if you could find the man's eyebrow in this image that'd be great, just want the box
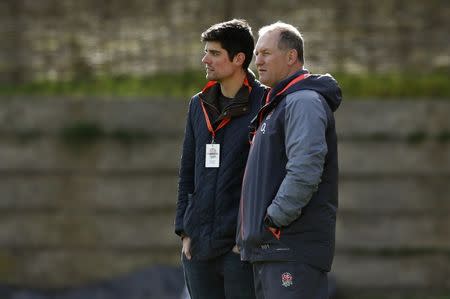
[255,48,269,54]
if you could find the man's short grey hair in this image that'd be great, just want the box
[258,21,304,64]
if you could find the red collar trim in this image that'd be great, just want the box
[201,75,252,94]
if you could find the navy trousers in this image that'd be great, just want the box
[253,261,328,299]
[182,250,255,299]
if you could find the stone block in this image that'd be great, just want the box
[336,213,450,249]
[0,138,183,172]
[0,248,180,288]
[333,253,450,289]
[339,141,450,175]
[339,177,450,212]
[0,175,179,210]
[0,99,188,135]
[0,211,179,248]
[336,101,450,138]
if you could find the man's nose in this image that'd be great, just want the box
[255,55,263,66]
[202,54,209,64]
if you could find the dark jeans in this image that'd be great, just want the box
[253,261,328,299]
[182,250,255,299]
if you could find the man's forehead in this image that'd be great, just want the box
[204,41,224,51]
[256,31,279,49]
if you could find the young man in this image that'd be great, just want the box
[237,22,342,299]
[174,19,265,299]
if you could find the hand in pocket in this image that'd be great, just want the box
[182,236,192,260]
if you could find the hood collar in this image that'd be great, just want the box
[267,69,342,112]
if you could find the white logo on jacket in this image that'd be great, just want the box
[260,122,266,134]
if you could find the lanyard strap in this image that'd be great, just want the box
[199,77,251,142]
[264,72,310,104]
[259,72,310,125]
[200,100,230,142]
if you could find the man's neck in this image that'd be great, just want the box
[284,65,304,82]
[219,69,247,98]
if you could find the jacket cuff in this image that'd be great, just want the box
[264,214,280,229]
[175,228,185,237]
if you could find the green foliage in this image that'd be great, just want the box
[0,70,206,98]
[0,70,448,99]
[333,70,450,98]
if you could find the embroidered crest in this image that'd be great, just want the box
[260,122,267,134]
[281,272,293,287]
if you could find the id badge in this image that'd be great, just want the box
[205,144,220,168]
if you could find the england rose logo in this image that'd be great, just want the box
[281,272,293,287]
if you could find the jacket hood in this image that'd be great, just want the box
[274,70,342,112]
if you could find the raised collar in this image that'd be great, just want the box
[200,74,252,106]
[199,72,255,123]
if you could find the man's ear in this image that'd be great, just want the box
[233,52,245,66]
[287,49,298,66]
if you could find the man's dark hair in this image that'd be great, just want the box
[201,19,254,69]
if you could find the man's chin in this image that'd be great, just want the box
[259,77,270,86]
[205,73,214,80]
[206,75,219,81]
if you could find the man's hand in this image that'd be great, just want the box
[267,226,281,240]
[232,244,240,254]
[264,215,281,240]
[182,236,192,260]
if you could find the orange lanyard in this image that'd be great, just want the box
[200,100,230,143]
[259,72,310,125]
[264,72,310,104]
[199,77,251,142]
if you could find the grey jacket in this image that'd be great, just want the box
[237,70,342,271]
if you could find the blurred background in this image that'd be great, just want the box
[0,0,449,298]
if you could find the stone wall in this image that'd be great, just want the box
[0,98,449,293]
[0,0,448,82]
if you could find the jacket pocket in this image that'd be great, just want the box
[248,223,278,246]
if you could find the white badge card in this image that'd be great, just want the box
[205,144,220,168]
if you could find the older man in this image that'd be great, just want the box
[237,21,342,299]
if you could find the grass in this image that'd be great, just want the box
[0,70,448,99]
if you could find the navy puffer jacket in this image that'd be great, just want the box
[175,71,266,260]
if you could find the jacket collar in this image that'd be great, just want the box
[266,69,309,104]
[199,70,256,122]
